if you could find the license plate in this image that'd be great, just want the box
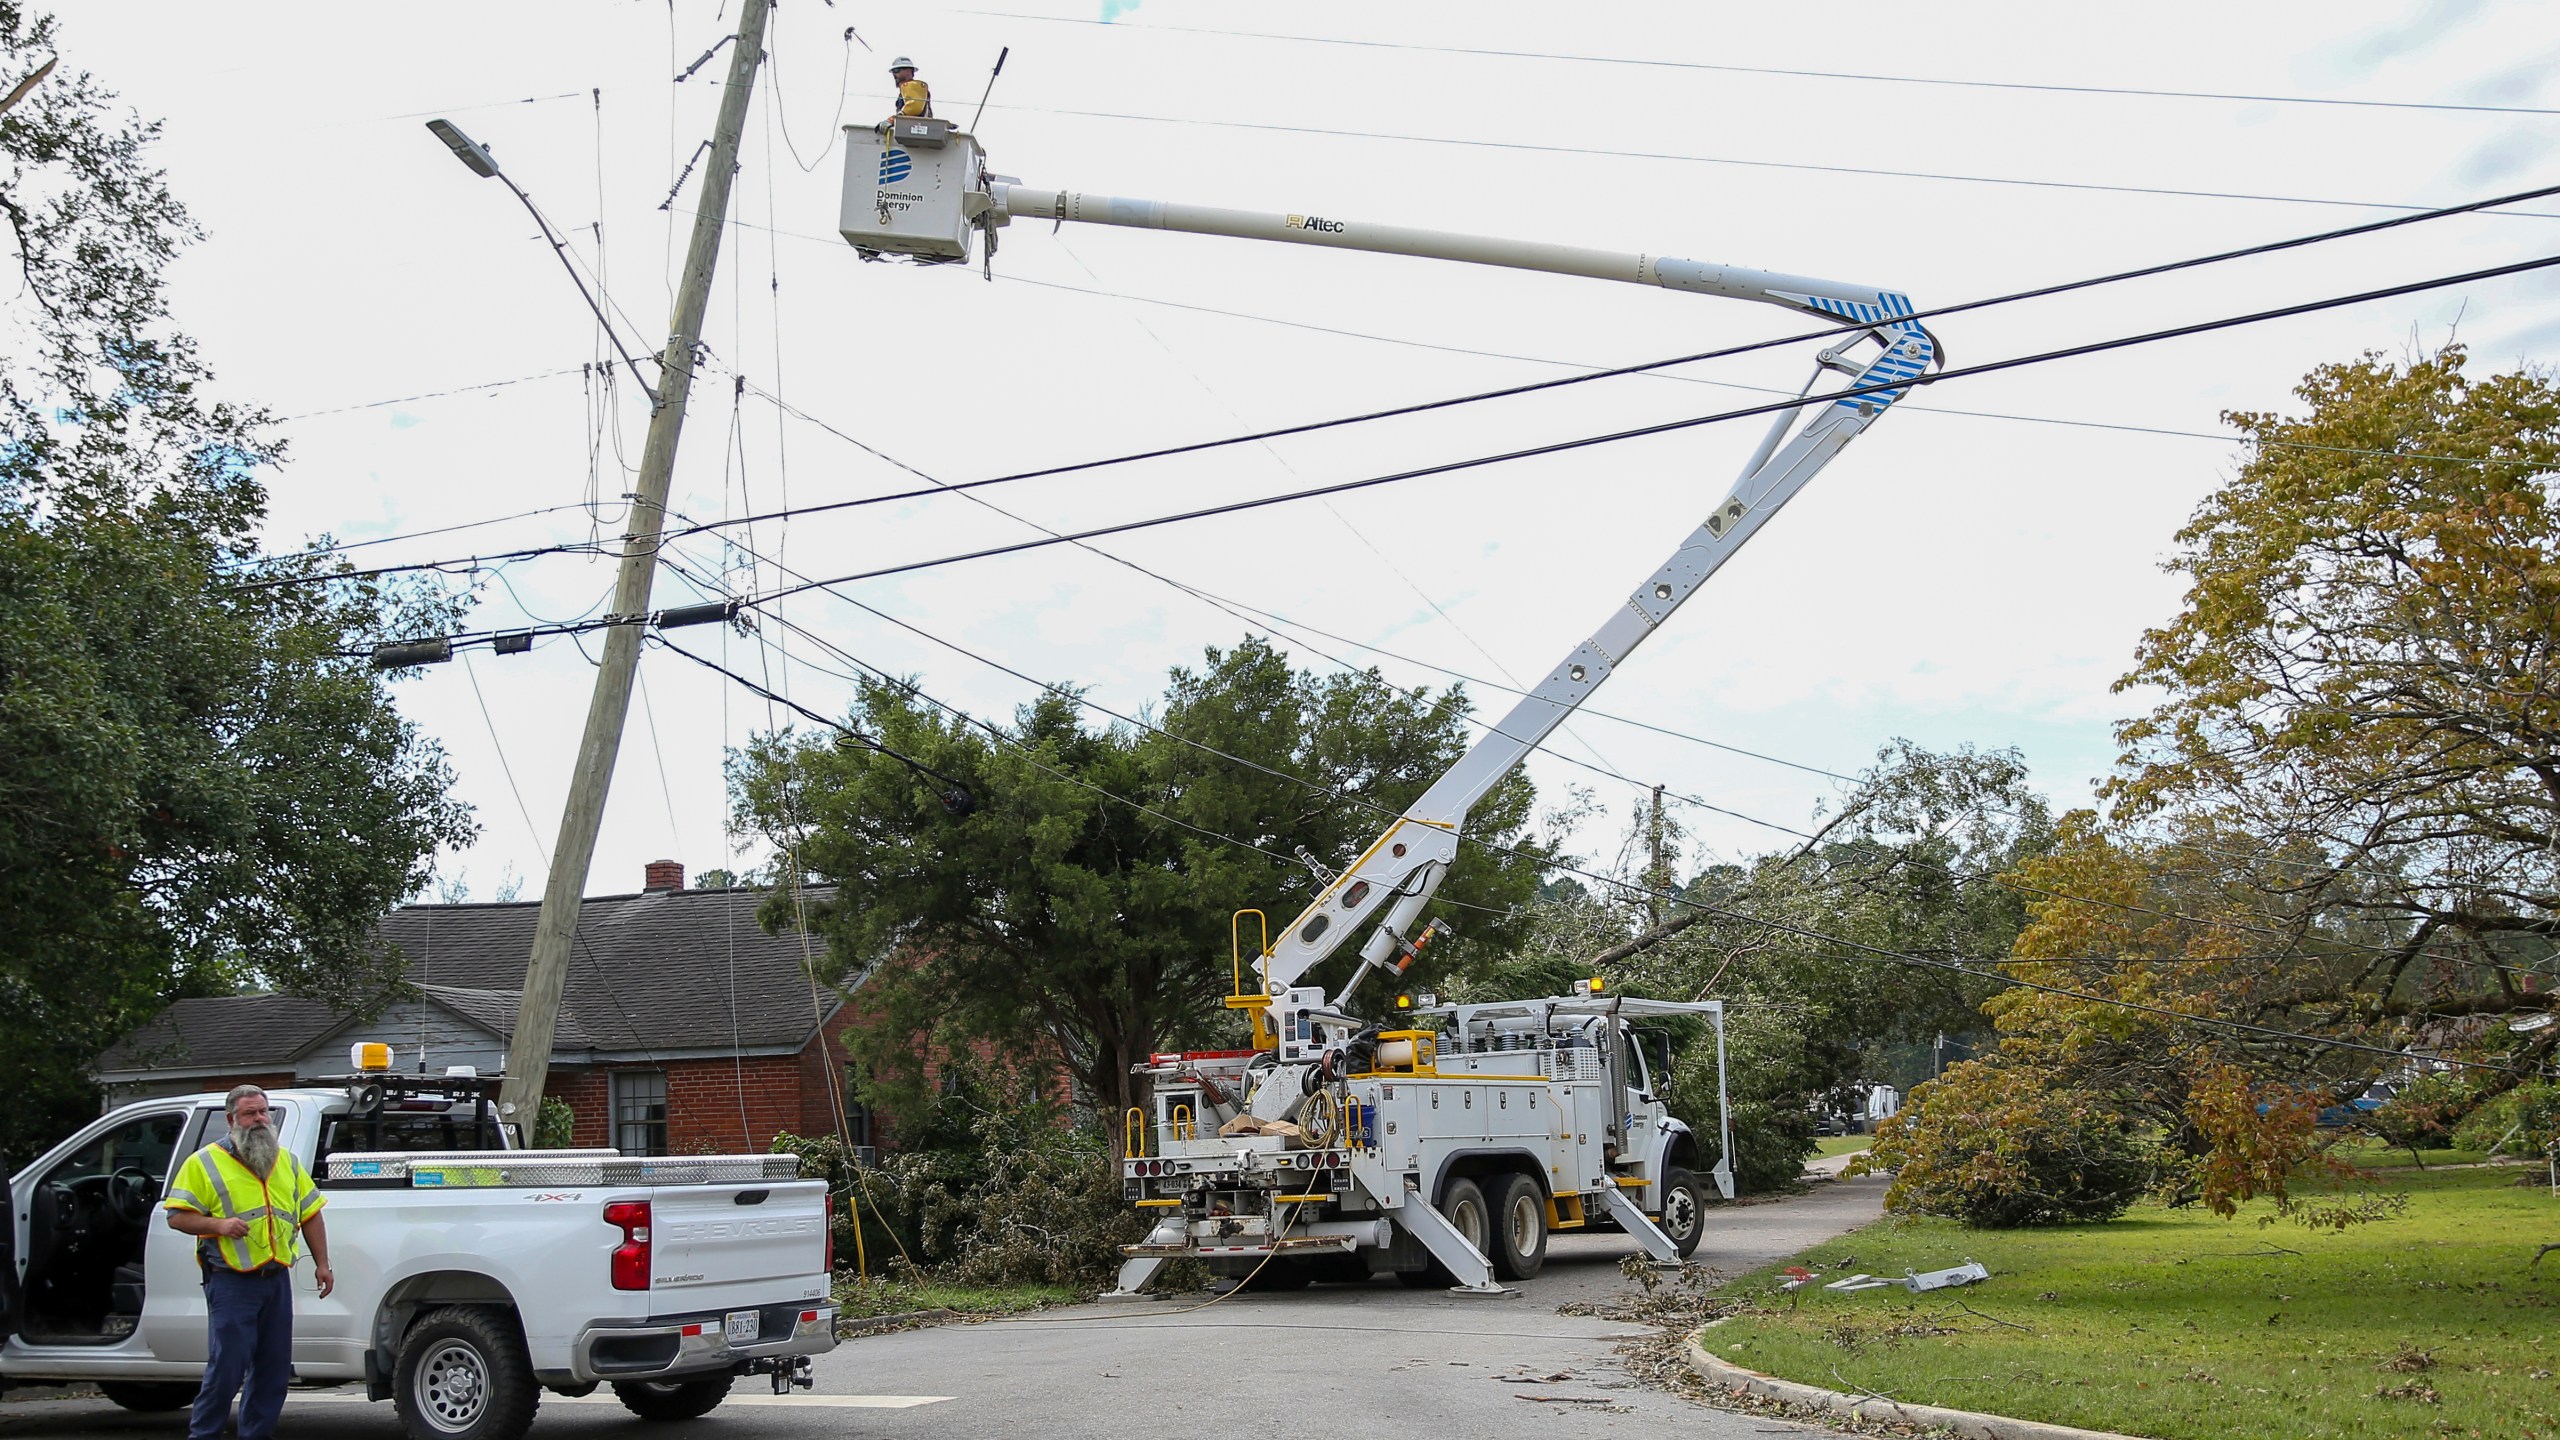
[724,1309,761,1345]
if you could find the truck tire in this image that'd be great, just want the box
[98,1381,196,1412]
[395,1305,541,1440]
[1489,1172,1548,1280]
[613,1375,735,1421]
[1441,1176,1493,1260]
[1657,1165,1708,1259]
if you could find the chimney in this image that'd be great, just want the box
[643,859,685,892]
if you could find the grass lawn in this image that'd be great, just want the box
[831,1273,1081,1320]
[2324,1136,2492,1169]
[1701,1166,2560,1440]
[1814,1135,1875,1159]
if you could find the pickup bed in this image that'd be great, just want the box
[2,1080,837,1439]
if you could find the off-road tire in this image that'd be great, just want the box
[1489,1172,1548,1280]
[394,1305,541,1440]
[612,1375,735,1422]
[1657,1165,1708,1259]
[98,1381,195,1412]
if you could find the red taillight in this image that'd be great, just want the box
[605,1200,651,1292]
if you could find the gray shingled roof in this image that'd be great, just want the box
[97,993,345,1078]
[99,885,841,1076]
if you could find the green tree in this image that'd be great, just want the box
[0,7,473,1157]
[2107,346,2560,1070]
[1496,742,2049,1193]
[731,638,1548,1149]
[1877,349,2560,1223]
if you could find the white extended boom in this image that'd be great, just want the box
[842,120,1937,1036]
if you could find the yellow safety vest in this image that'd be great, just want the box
[894,78,932,118]
[163,1142,326,1273]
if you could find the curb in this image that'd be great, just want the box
[1685,1322,2152,1440]
[838,1306,958,1336]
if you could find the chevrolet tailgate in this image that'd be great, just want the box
[645,1178,832,1319]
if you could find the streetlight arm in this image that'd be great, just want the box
[424,118,661,408]
[498,176,662,409]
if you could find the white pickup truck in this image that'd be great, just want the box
[0,1068,838,1439]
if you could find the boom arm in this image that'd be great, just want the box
[974,186,1936,1003]
[846,154,1936,1009]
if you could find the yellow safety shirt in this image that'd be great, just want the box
[894,78,932,118]
[163,1142,326,1272]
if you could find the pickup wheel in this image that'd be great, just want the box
[1657,1165,1708,1259]
[1488,1173,1548,1280]
[395,1306,541,1440]
[613,1375,735,1422]
[98,1381,195,1412]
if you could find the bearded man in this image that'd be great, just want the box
[163,1085,333,1440]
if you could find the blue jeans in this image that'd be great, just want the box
[192,1265,293,1440]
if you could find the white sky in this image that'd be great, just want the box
[59,0,2560,902]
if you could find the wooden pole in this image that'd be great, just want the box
[499,0,771,1128]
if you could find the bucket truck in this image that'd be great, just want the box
[839,118,1937,1293]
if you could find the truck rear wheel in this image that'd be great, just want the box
[1658,1165,1708,1259]
[612,1375,735,1422]
[1489,1173,1548,1280]
[1442,1176,1492,1259]
[395,1305,540,1440]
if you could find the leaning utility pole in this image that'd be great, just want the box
[500,0,770,1126]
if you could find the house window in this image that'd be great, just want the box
[841,1066,874,1156]
[612,1071,668,1156]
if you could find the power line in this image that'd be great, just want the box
[246,176,2560,596]
[704,514,2546,991]
[989,269,2535,474]
[278,366,585,422]
[729,246,2560,611]
[946,97,2560,221]
[357,241,2560,654]
[956,10,2560,119]
[671,550,2546,1077]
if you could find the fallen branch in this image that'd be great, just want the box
[1829,1366,1898,1404]
[2532,1243,2560,1272]
[1514,1394,1614,1405]
[1941,1298,2034,1334]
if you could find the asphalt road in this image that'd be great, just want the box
[0,1173,1885,1440]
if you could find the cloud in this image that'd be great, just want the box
[388,411,422,431]
[2346,0,2489,67]
[1100,0,1144,21]
[2453,127,2551,188]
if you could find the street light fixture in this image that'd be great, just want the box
[424,117,500,179]
[423,118,661,407]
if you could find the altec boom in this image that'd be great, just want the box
[841,118,1938,1293]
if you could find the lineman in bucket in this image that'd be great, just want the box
[163,1085,334,1440]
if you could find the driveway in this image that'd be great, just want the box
[0,1174,1885,1439]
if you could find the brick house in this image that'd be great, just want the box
[94,862,881,1158]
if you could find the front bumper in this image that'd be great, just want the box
[572,1303,838,1383]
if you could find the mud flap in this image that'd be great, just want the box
[1391,1195,1508,1295]
[1599,1183,1682,1263]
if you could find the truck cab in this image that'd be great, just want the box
[4,1061,837,1438]
[2,1079,506,1385]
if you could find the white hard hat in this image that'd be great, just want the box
[888,56,916,71]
